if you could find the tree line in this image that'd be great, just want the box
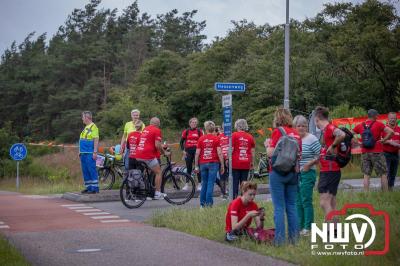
[0,0,399,143]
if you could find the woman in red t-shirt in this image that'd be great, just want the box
[180,117,203,191]
[126,120,143,169]
[231,119,255,199]
[225,181,266,241]
[265,107,301,245]
[194,121,224,207]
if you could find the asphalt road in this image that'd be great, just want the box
[0,191,289,266]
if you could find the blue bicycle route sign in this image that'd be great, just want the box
[10,143,27,161]
[214,82,246,92]
[223,106,232,136]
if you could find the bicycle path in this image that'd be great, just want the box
[0,191,293,266]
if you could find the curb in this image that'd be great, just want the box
[62,178,399,203]
[62,186,271,203]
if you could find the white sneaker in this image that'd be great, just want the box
[153,191,167,200]
[300,229,310,236]
[197,183,202,191]
[182,183,189,191]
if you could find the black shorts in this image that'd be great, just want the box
[318,171,341,196]
[128,158,138,170]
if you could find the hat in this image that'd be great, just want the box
[367,109,379,118]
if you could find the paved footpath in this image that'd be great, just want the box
[0,191,293,266]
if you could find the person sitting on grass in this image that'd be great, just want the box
[225,181,267,242]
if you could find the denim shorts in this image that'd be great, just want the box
[137,158,159,168]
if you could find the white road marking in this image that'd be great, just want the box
[67,206,93,210]
[0,221,4,224]
[91,216,120,219]
[61,204,86,207]
[82,212,110,216]
[76,249,102,253]
[0,225,10,229]
[100,219,130,223]
[75,209,102,212]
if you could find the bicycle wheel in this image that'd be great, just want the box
[162,171,195,205]
[119,178,146,208]
[98,168,115,190]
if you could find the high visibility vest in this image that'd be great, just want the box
[79,123,99,153]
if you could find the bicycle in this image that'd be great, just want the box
[120,153,196,208]
[96,153,125,190]
[248,152,270,181]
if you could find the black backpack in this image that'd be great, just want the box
[361,122,376,149]
[335,127,353,168]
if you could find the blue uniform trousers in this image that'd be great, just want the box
[80,153,99,192]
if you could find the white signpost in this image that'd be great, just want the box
[215,83,246,201]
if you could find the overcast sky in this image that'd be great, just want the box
[0,0,378,54]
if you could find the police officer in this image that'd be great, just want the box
[79,111,99,194]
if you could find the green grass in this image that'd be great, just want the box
[0,177,83,195]
[150,190,400,266]
[0,235,30,266]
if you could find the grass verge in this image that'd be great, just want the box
[150,190,400,266]
[0,177,83,195]
[0,235,29,266]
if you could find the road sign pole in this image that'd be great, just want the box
[284,0,290,109]
[16,161,20,191]
[217,84,246,201]
[228,132,233,201]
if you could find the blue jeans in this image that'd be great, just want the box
[124,148,130,170]
[200,162,219,207]
[269,170,299,245]
[80,154,99,192]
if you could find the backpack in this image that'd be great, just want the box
[271,127,300,175]
[361,122,376,149]
[335,127,353,168]
[124,169,145,190]
[246,228,275,244]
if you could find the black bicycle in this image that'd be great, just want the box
[248,152,270,181]
[120,154,196,208]
[97,153,124,190]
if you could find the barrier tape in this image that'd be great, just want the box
[27,112,399,155]
[27,142,181,153]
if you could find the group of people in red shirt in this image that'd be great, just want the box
[120,106,399,245]
[180,118,256,206]
[224,107,399,245]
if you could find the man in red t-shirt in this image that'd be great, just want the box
[314,106,345,225]
[382,112,400,189]
[352,109,393,191]
[136,117,169,199]
[180,117,203,191]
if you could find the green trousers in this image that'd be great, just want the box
[296,169,316,230]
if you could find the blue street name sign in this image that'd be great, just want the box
[215,82,246,92]
[10,143,27,161]
[223,106,232,136]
